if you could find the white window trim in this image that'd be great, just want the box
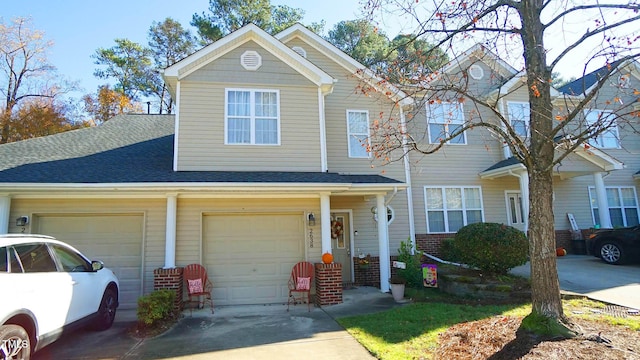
[584,109,620,149]
[224,88,281,146]
[424,186,485,234]
[346,109,371,158]
[588,186,640,227]
[507,101,530,138]
[426,102,467,145]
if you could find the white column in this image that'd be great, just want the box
[377,194,390,292]
[518,172,530,234]
[320,193,332,255]
[0,195,10,234]
[164,193,178,269]
[593,172,612,228]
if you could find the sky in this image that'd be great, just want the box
[2,0,370,101]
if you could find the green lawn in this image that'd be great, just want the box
[336,289,638,360]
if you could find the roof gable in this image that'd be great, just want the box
[559,59,640,96]
[163,24,335,94]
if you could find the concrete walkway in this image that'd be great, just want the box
[34,287,406,360]
[510,255,640,310]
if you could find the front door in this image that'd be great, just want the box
[330,212,352,283]
[506,191,525,232]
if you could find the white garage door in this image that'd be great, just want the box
[37,214,143,309]
[203,213,304,305]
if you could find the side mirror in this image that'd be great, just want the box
[91,260,104,272]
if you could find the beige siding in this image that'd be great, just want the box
[284,38,407,181]
[8,198,166,296]
[176,41,322,172]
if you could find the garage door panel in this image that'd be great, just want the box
[37,215,143,309]
[204,213,304,305]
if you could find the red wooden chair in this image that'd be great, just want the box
[287,261,315,312]
[184,263,214,315]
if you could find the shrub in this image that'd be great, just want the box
[396,240,423,288]
[449,222,529,274]
[137,289,176,326]
[439,238,459,262]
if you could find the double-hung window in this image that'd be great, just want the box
[427,102,466,144]
[584,109,619,149]
[589,187,640,227]
[507,102,530,138]
[347,110,370,158]
[424,186,483,233]
[226,89,279,145]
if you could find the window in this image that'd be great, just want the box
[51,245,91,272]
[425,186,483,233]
[584,110,619,149]
[14,243,57,273]
[507,102,530,138]
[226,89,279,145]
[347,110,370,158]
[0,247,24,273]
[589,187,640,227]
[427,102,466,144]
[372,206,395,224]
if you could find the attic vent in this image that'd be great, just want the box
[241,51,262,71]
[468,64,484,80]
[292,46,307,58]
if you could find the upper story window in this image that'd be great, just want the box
[427,102,466,145]
[507,102,530,138]
[584,109,619,149]
[589,187,639,227]
[226,89,280,145]
[424,186,484,233]
[347,110,370,158]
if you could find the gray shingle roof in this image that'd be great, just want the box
[482,157,522,172]
[558,60,624,95]
[0,115,401,185]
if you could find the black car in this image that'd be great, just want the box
[589,225,640,265]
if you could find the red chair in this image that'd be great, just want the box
[287,261,315,312]
[184,264,214,315]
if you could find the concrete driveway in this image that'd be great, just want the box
[510,255,640,310]
[33,287,402,360]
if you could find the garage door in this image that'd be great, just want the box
[37,214,143,309]
[203,213,304,305]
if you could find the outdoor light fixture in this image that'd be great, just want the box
[16,216,29,227]
[307,213,316,227]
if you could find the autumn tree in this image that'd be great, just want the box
[366,0,640,336]
[148,18,196,114]
[8,97,86,142]
[0,17,71,143]
[191,0,323,44]
[92,39,154,101]
[82,85,142,124]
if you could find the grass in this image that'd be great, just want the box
[336,288,639,360]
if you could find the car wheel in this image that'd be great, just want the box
[599,241,625,265]
[92,287,118,331]
[0,324,31,360]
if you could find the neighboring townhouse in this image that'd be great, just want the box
[0,24,412,308]
[0,24,637,310]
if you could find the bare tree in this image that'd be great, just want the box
[0,17,68,144]
[365,0,640,335]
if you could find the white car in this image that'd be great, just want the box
[0,234,119,359]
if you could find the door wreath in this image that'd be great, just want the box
[331,220,344,239]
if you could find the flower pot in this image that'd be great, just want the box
[390,283,405,302]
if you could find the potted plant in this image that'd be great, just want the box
[389,274,406,302]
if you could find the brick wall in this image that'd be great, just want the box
[353,256,380,287]
[416,233,454,257]
[153,267,184,311]
[315,263,342,306]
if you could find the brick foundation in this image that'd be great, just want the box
[153,267,184,311]
[353,256,380,287]
[315,263,342,306]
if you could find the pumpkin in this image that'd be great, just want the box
[322,252,333,264]
[556,247,567,256]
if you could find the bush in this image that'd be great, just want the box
[448,222,528,274]
[396,240,423,288]
[137,289,176,326]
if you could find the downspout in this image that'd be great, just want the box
[498,99,511,160]
[399,107,416,253]
[172,81,181,172]
[318,88,328,172]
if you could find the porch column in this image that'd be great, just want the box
[0,195,10,234]
[593,172,612,228]
[320,193,332,255]
[518,172,530,234]
[164,193,178,269]
[377,194,390,292]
